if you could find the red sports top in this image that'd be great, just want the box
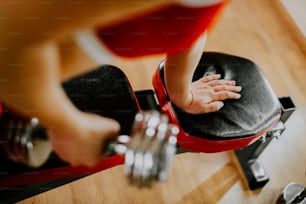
[76,0,228,62]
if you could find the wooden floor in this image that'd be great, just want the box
[19,0,306,203]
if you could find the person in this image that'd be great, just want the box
[0,0,241,167]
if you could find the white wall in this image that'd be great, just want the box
[280,0,306,37]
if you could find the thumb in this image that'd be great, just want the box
[80,112,121,141]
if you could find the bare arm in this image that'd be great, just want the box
[164,33,241,114]
[0,0,176,166]
[0,39,121,166]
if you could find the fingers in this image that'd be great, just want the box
[199,74,237,85]
[198,75,241,100]
[82,112,120,140]
[200,74,221,83]
[201,101,224,113]
[77,113,120,166]
[49,112,120,167]
[213,85,242,92]
[207,79,236,86]
[184,75,242,114]
[213,91,241,101]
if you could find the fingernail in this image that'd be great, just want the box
[218,102,224,109]
[237,86,242,91]
[236,94,241,98]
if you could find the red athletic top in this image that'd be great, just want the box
[76,1,228,62]
[95,1,227,57]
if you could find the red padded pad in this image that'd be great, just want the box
[153,52,281,152]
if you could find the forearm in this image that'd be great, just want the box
[0,41,80,130]
[164,33,207,109]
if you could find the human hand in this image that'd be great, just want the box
[179,74,241,114]
[49,112,120,167]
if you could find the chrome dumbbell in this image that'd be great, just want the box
[0,110,52,168]
[114,111,179,187]
[0,110,178,187]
